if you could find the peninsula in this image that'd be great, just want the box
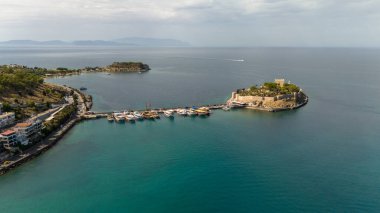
[4,62,151,78]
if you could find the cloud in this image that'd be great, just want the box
[0,0,380,46]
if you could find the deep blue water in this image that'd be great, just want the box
[0,47,380,212]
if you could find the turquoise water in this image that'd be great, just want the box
[1,47,380,212]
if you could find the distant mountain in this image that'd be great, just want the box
[0,40,69,46]
[112,37,190,47]
[71,40,119,46]
[0,37,190,47]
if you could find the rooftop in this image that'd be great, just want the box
[15,123,33,128]
[1,130,15,136]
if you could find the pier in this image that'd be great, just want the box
[82,103,228,120]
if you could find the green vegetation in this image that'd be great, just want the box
[42,105,77,136]
[0,65,69,119]
[238,82,300,97]
[107,62,150,72]
[0,65,44,93]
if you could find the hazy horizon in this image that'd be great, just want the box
[1,0,380,47]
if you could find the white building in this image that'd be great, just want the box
[13,120,42,140]
[0,130,18,149]
[0,112,16,130]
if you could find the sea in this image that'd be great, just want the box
[0,46,380,212]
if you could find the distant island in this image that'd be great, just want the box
[104,62,150,73]
[2,62,150,78]
[228,79,308,112]
[0,37,190,47]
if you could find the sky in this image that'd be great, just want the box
[1,0,380,47]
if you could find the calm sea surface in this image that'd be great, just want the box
[1,47,380,212]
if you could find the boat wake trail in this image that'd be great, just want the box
[224,59,244,62]
[171,56,245,62]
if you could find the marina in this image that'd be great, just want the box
[82,104,227,122]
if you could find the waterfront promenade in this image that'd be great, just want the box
[0,85,89,176]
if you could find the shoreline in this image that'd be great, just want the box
[0,84,91,176]
[0,84,308,176]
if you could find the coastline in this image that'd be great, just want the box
[0,84,91,176]
[0,83,308,176]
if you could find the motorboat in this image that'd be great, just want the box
[114,115,125,122]
[164,110,175,118]
[222,106,231,111]
[230,101,247,108]
[187,109,197,116]
[142,111,155,120]
[195,107,210,116]
[177,109,187,116]
[125,114,136,122]
[150,110,160,119]
[107,115,114,122]
[133,111,143,120]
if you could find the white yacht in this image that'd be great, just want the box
[125,114,136,122]
[177,109,187,116]
[187,109,197,116]
[133,111,143,120]
[164,110,175,118]
[222,106,231,111]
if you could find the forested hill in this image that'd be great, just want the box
[0,65,44,94]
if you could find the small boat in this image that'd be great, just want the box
[164,110,175,118]
[114,115,125,122]
[187,109,197,116]
[107,115,114,122]
[230,101,247,108]
[80,87,87,91]
[177,109,187,116]
[125,114,136,122]
[222,106,231,111]
[195,107,210,116]
[142,111,155,120]
[133,111,143,120]
[150,110,160,119]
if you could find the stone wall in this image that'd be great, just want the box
[234,93,275,104]
[231,92,301,105]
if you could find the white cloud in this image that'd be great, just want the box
[0,0,380,46]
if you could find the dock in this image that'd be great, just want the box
[82,103,228,120]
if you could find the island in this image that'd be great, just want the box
[227,79,308,112]
[5,62,152,78]
[104,62,150,73]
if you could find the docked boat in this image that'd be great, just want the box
[125,114,136,122]
[177,109,187,116]
[164,110,175,118]
[150,110,160,119]
[114,115,125,122]
[222,106,231,111]
[187,109,197,116]
[230,101,247,108]
[107,115,114,122]
[133,111,143,120]
[195,107,210,116]
[142,111,155,120]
